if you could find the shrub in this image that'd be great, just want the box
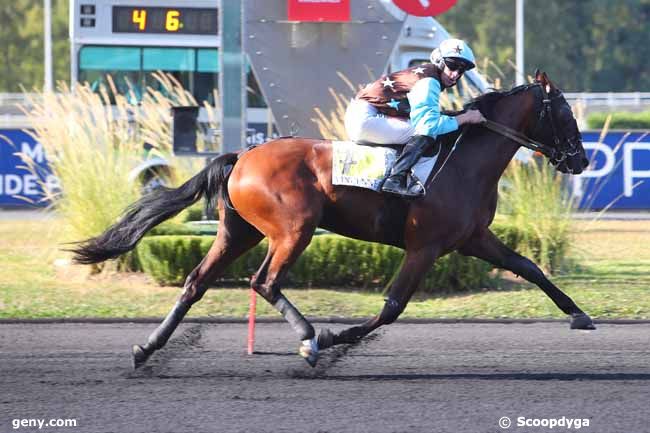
[136,234,495,293]
[181,205,206,222]
[495,158,573,272]
[17,74,212,270]
[587,111,650,129]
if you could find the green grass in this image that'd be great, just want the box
[1,218,649,319]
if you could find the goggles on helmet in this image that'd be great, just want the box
[444,58,471,73]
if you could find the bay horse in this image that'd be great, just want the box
[71,71,594,368]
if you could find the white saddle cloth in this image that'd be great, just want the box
[331,141,439,192]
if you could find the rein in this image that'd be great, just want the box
[481,119,557,159]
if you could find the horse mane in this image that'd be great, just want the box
[436,83,540,147]
[464,83,539,117]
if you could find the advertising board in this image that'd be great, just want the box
[574,131,650,210]
[2,129,648,210]
[0,130,57,207]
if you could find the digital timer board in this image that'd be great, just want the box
[112,6,218,35]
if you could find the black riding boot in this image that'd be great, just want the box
[381,135,435,197]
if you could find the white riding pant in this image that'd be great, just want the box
[344,98,414,145]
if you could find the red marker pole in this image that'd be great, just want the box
[247,288,257,355]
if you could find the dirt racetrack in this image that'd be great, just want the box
[1,321,649,433]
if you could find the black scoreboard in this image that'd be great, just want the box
[112,6,218,35]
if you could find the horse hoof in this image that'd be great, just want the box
[132,344,151,369]
[570,313,596,330]
[317,328,335,350]
[299,338,319,368]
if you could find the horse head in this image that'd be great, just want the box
[531,70,588,175]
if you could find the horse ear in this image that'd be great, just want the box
[542,71,556,93]
[534,70,553,92]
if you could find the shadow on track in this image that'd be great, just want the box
[288,333,383,379]
[126,325,203,378]
[316,373,650,382]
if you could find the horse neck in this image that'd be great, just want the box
[465,91,537,187]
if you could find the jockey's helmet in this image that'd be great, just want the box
[430,38,476,73]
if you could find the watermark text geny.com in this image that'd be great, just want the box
[11,419,77,430]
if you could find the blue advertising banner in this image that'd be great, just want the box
[0,129,57,207]
[575,131,650,210]
[2,128,648,210]
[0,125,275,208]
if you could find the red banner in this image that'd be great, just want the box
[393,0,457,16]
[287,0,351,22]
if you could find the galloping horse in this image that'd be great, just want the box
[72,71,594,368]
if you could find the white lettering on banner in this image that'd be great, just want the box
[624,142,650,197]
[46,175,60,193]
[23,175,38,195]
[572,142,616,197]
[0,174,57,197]
[20,141,46,164]
[246,132,279,146]
[572,141,648,198]
[1,175,23,195]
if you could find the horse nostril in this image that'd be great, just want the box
[582,157,589,169]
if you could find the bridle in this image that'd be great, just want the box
[480,83,582,168]
[428,82,584,190]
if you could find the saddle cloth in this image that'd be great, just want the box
[332,141,439,192]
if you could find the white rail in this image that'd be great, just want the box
[564,92,650,108]
[0,93,38,106]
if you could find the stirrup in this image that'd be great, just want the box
[381,174,407,195]
[405,177,426,197]
[382,174,425,198]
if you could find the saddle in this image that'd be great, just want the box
[331,138,444,192]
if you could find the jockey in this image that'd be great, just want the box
[344,38,486,197]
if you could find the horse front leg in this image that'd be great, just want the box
[319,247,440,349]
[459,229,595,330]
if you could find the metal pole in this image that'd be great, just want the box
[44,0,53,92]
[219,0,247,152]
[515,0,525,85]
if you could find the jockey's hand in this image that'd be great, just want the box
[456,109,487,126]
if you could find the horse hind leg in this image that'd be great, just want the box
[132,207,264,368]
[250,228,321,366]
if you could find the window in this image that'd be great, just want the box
[143,48,196,103]
[79,46,142,103]
[78,46,267,107]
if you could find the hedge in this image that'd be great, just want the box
[135,234,495,293]
[586,111,650,129]
[134,217,570,293]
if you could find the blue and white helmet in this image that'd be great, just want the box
[430,38,476,71]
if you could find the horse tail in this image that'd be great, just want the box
[70,152,239,264]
